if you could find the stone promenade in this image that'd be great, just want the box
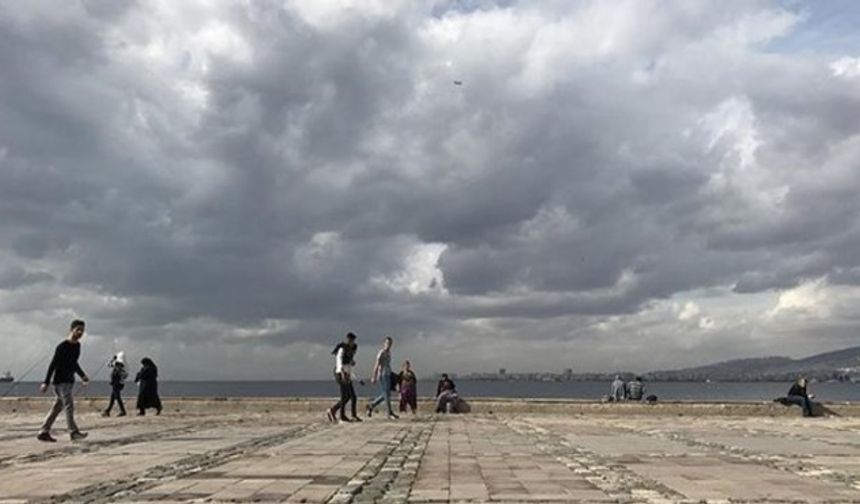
[2,408,860,503]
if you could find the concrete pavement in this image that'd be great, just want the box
[2,408,860,502]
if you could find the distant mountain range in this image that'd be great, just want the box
[459,345,860,382]
[644,345,860,382]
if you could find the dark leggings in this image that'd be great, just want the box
[400,386,417,413]
[330,373,357,420]
[106,386,125,414]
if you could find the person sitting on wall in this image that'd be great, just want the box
[775,376,816,417]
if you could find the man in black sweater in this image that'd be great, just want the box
[37,319,90,442]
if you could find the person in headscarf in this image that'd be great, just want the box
[102,352,128,417]
[135,357,162,416]
[399,360,418,415]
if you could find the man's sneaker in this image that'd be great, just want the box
[387,412,399,420]
[326,410,336,423]
[117,412,127,417]
[70,431,88,442]
[366,405,373,418]
[36,432,56,443]
[101,411,110,417]
[351,416,363,422]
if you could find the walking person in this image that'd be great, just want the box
[135,357,162,416]
[367,337,398,419]
[399,360,418,415]
[102,352,128,417]
[327,332,361,423]
[37,319,90,442]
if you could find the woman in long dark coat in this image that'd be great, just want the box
[135,357,162,416]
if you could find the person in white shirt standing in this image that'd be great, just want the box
[326,332,361,423]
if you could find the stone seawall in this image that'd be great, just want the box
[3,396,859,416]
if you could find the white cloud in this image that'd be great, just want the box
[677,301,701,321]
[371,242,447,295]
[831,56,860,78]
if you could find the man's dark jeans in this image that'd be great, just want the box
[786,394,814,417]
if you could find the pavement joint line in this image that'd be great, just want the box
[384,423,433,504]
[503,418,687,504]
[0,419,248,469]
[0,415,208,442]
[683,419,860,452]
[644,427,860,493]
[32,421,331,504]
[0,417,163,443]
[327,420,434,504]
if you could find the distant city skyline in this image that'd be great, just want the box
[2,1,860,380]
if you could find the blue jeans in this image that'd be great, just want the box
[786,394,814,416]
[369,370,393,414]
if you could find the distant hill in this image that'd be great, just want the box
[645,346,860,382]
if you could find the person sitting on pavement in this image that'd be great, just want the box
[435,373,459,413]
[610,375,626,402]
[626,376,645,401]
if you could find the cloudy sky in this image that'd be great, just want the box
[2,0,860,380]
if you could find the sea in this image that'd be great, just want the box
[3,380,859,402]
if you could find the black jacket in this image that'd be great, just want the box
[332,342,357,367]
[787,383,808,399]
[436,378,456,396]
[109,363,128,388]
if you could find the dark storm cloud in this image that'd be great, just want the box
[2,0,860,378]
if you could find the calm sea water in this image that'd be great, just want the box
[3,380,859,402]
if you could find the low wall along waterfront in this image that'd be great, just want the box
[3,396,859,416]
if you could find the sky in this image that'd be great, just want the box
[1,0,859,380]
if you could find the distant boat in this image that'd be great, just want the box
[0,371,12,382]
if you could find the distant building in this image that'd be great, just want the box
[499,368,506,376]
